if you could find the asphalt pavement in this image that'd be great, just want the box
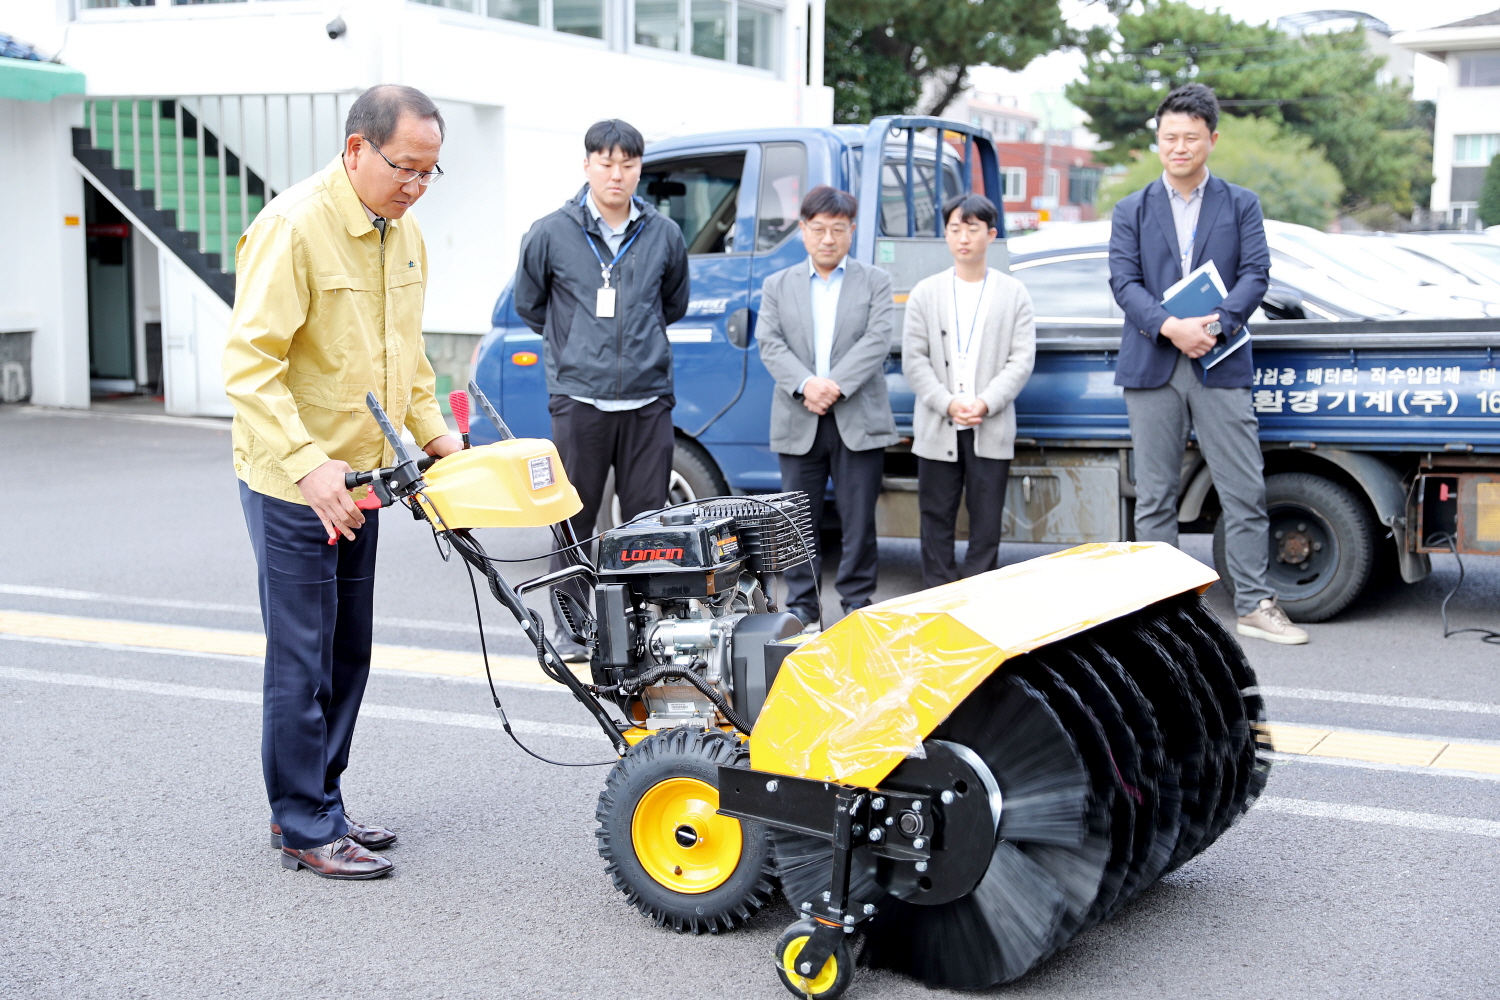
[2,404,1498,999]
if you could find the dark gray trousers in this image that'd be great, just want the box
[1124,353,1272,615]
[548,395,675,635]
[917,429,1010,588]
[778,413,884,625]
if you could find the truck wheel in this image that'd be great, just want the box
[597,438,731,531]
[1212,472,1374,623]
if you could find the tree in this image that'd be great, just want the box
[1098,115,1343,228]
[1482,154,1500,228]
[825,0,1125,124]
[1066,1,1428,214]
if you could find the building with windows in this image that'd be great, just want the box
[1394,9,1500,228]
[1277,10,1415,88]
[995,141,1103,234]
[2,0,829,415]
[951,91,1037,144]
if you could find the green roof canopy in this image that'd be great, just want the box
[0,57,85,102]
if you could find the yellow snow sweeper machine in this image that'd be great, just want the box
[347,384,1269,998]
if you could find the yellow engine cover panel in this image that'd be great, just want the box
[417,440,582,529]
[749,542,1219,788]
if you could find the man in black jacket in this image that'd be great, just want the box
[514,119,690,659]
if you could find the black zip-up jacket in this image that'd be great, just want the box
[514,186,690,400]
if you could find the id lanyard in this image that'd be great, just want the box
[1180,222,1197,277]
[580,195,643,318]
[952,270,989,395]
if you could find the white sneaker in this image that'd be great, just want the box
[1236,599,1309,645]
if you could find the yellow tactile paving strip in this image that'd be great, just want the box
[0,609,583,687]
[5,608,1500,774]
[1259,722,1500,775]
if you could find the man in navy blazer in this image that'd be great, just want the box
[1108,83,1307,645]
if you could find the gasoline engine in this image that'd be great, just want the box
[353,385,1271,1000]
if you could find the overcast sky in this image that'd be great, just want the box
[969,0,1498,102]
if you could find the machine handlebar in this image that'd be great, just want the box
[344,454,439,490]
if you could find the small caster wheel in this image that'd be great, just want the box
[774,919,852,998]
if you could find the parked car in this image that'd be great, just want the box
[1380,232,1500,286]
[1267,221,1495,318]
[1345,234,1500,318]
[1413,231,1500,270]
[1004,225,1401,324]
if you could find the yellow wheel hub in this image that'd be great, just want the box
[630,776,742,894]
[781,935,840,995]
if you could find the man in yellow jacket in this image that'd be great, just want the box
[223,85,461,880]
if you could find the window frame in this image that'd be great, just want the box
[1454,133,1500,167]
[641,143,759,257]
[1458,50,1500,88]
[406,0,609,44]
[1001,167,1027,201]
[753,140,807,253]
[630,0,782,75]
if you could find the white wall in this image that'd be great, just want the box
[1430,52,1500,214]
[0,96,89,408]
[10,0,832,411]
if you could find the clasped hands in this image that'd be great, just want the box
[1160,313,1221,359]
[947,396,989,427]
[800,376,843,415]
[297,433,464,543]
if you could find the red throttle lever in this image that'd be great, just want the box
[449,388,472,448]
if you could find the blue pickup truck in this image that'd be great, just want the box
[472,116,1500,622]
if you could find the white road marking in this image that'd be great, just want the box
[0,583,520,636]
[0,633,572,694]
[1264,750,1500,784]
[0,633,262,663]
[1256,685,1500,717]
[7,667,1500,838]
[1256,796,1500,840]
[14,405,232,430]
[0,665,607,741]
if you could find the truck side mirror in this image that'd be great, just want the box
[726,307,752,348]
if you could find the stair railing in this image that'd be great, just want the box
[83,92,357,274]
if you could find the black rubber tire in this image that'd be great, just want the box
[595,727,773,934]
[595,437,729,532]
[1213,472,1374,623]
[673,436,730,500]
[774,920,854,999]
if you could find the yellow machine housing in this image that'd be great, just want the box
[749,542,1218,788]
[415,440,582,530]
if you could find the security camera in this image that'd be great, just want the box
[326,16,347,39]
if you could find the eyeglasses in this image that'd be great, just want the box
[363,138,444,186]
[803,223,851,239]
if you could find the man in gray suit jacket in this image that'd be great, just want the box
[758,186,897,627]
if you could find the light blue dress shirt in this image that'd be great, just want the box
[798,256,847,395]
[573,192,653,411]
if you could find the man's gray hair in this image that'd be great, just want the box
[345,84,446,145]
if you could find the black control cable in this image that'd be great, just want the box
[461,557,620,767]
[1425,532,1500,645]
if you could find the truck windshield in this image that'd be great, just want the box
[641,152,745,254]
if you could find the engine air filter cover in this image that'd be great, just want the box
[598,515,741,574]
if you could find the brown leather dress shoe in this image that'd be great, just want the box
[270,818,397,852]
[280,836,393,880]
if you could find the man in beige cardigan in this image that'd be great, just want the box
[902,194,1036,587]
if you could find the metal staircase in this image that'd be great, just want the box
[72,93,355,306]
[74,99,267,304]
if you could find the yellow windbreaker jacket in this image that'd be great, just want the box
[223,157,448,504]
